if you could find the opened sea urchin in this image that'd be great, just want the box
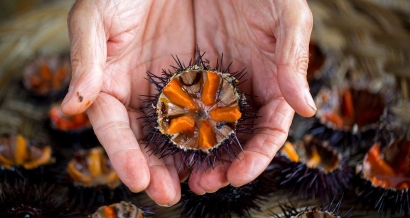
[140,51,256,170]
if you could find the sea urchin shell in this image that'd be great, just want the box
[67,147,120,189]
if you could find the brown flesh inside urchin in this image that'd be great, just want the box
[157,70,242,153]
[282,136,340,173]
[317,87,384,129]
[295,207,337,218]
[0,134,52,169]
[362,140,410,190]
[67,147,120,189]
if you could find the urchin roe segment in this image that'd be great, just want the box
[67,147,120,189]
[163,79,199,110]
[281,136,340,173]
[0,134,52,169]
[157,69,242,152]
[362,140,410,190]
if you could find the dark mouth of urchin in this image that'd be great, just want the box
[315,86,385,131]
[139,51,257,171]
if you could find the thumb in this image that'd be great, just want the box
[61,0,106,115]
[276,1,316,117]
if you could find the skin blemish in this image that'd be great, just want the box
[86,100,91,107]
[77,91,83,103]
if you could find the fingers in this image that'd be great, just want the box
[228,99,294,186]
[89,93,181,206]
[143,149,181,206]
[188,161,230,195]
[275,0,316,117]
[61,0,107,115]
[87,93,150,193]
[174,153,190,182]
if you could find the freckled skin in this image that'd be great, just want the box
[77,91,84,102]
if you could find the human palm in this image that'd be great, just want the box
[62,0,314,206]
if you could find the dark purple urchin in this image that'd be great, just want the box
[271,197,354,218]
[303,83,391,155]
[0,133,56,184]
[22,54,71,102]
[47,101,98,149]
[53,147,133,215]
[0,180,72,218]
[139,50,257,171]
[180,168,277,218]
[270,136,354,201]
[354,177,410,217]
[354,120,410,216]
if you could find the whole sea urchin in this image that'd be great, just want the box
[271,135,353,200]
[139,50,257,170]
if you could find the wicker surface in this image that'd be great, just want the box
[0,0,409,217]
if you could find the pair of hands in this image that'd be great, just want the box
[62,0,315,206]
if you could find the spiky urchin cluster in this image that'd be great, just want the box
[0,180,72,218]
[139,51,257,170]
[180,167,277,218]
[270,136,353,201]
[272,197,354,218]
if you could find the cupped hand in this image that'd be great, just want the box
[62,0,195,206]
[188,0,315,194]
[62,0,315,206]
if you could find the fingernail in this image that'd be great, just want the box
[304,89,317,111]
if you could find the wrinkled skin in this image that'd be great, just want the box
[62,0,315,206]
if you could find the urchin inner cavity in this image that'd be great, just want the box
[157,69,242,153]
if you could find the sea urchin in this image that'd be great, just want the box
[139,51,256,170]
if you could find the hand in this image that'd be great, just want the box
[62,0,195,206]
[62,0,314,206]
[187,0,315,194]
